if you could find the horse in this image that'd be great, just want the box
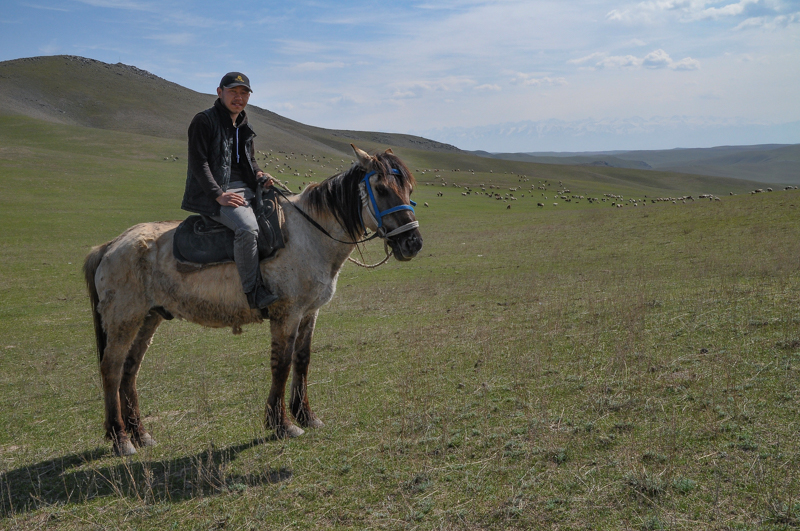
[83,144,423,456]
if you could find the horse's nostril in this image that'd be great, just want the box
[401,235,422,256]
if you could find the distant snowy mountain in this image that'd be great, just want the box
[412,117,800,153]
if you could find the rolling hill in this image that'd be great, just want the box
[0,55,460,158]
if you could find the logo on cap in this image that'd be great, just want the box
[236,75,243,82]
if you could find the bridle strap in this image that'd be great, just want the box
[383,220,420,238]
[360,169,418,237]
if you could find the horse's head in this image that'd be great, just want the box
[352,144,423,261]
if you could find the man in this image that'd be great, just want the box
[181,72,278,310]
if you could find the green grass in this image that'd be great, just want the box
[2,117,800,530]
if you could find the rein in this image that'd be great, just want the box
[274,186,381,245]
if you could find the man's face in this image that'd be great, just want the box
[217,85,251,117]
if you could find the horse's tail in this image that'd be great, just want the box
[83,241,111,363]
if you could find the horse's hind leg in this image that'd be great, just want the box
[119,311,162,449]
[290,311,324,428]
[100,318,146,456]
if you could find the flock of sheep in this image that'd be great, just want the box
[417,169,798,210]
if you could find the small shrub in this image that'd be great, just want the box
[642,451,667,464]
[642,515,666,530]
[626,470,665,498]
[672,477,696,494]
[405,474,431,494]
[546,447,568,465]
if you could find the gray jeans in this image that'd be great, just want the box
[210,182,260,293]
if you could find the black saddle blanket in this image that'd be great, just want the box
[173,185,285,268]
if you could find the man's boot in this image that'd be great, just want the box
[247,282,279,310]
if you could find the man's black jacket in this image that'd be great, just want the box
[181,99,263,217]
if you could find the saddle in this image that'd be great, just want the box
[173,184,285,273]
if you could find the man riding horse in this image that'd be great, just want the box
[181,72,278,311]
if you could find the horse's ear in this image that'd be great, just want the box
[351,144,373,167]
[384,148,394,155]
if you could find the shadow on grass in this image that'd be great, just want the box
[0,437,290,516]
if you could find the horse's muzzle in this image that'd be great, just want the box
[390,229,423,261]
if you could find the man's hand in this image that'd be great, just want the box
[216,192,247,207]
[257,171,275,188]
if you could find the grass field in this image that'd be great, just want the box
[2,117,800,530]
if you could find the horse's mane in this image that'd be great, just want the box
[304,151,416,241]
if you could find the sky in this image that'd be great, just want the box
[2,0,799,152]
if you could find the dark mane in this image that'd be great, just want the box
[304,151,416,242]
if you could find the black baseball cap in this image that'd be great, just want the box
[219,72,252,92]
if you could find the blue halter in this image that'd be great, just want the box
[360,168,417,233]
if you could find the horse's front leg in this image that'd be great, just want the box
[266,316,305,438]
[290,310,324,428]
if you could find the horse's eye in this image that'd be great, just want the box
[375,184,390,197]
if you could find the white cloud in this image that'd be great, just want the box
[693,0,757,20]
[570,49,699,71]
[606,0,790,24]
[605,0,696,23]
[511,73,568,86]
[392,90,417,99]
[73,0,151,10]
[734,12,800,30]
[568,52,605,65]
[642,49,672,68]
[404,76,477,93]
[474,84,502,91]
[600,54,643,68]
[671,56,701,70]
[328,94,359,107]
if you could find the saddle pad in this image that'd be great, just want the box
[173,215,236,267]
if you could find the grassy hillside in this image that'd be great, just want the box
[0,55,460,158]
[651,144,800,184]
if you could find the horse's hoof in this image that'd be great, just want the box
[134,432,157,448]
[278,424,305,439]
[114,439,137,457]
[305,417,324,429]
